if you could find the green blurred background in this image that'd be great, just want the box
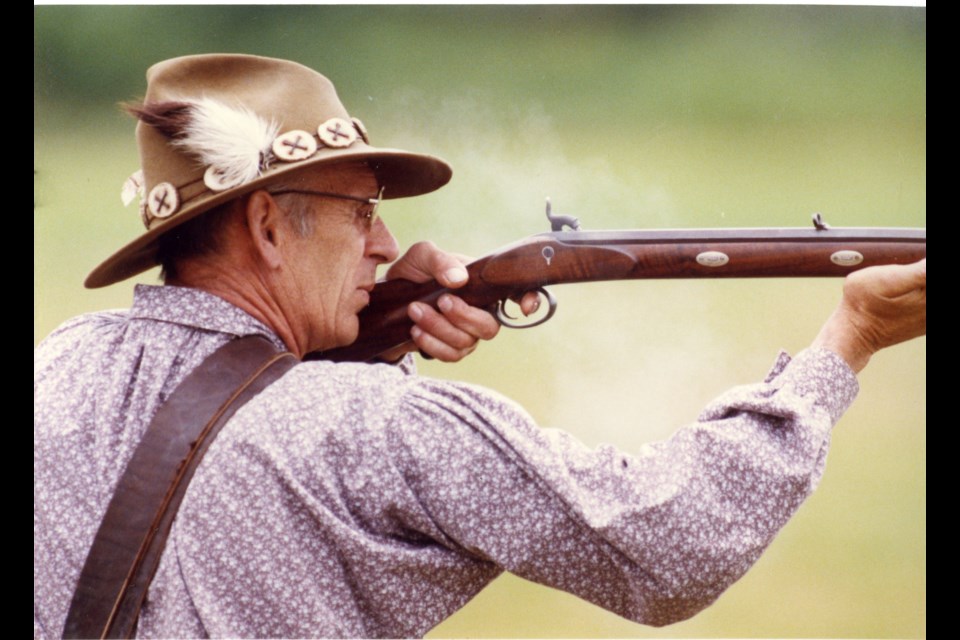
[35,6,925,638]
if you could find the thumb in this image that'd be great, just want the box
[385,241,471,287]
[418,245,469,288]
[846,259,926,301]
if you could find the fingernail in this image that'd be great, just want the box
[444,267,468,285]
[530,298,540,313]
[411,325,422,339]
[438,295,453,313]
[409,303,423,321]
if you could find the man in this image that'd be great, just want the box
[34,54,925,639]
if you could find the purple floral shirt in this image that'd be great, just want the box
[34,284,858,638]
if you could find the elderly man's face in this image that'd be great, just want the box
[276,164,399,353]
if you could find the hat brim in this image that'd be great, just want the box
[84,146,452,288]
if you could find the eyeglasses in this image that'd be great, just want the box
[269,186,385,230]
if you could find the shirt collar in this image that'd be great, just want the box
[130,284,288,351]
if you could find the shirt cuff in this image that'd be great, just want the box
[765,347,860,425]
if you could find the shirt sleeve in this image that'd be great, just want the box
[389,347,858,627]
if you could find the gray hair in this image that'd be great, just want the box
[266,183,319,238]
[157,187,317,282]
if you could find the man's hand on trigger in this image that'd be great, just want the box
[812,259,926,373]
[381,241,539,363]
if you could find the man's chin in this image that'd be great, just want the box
[335,320,361,349]
[303,328,358,358]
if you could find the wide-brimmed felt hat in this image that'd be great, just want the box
[85,54,453,288]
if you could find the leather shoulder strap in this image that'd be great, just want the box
[63,335,298,639]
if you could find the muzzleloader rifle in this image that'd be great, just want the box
[311,201,926,363]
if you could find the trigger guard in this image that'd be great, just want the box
[495,288,557,329]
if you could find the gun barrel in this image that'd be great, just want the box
[311,226,925,363]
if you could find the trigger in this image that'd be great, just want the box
[495,288,557,329]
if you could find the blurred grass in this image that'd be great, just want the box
[36,6,925,638]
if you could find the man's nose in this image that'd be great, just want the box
[367,218,400,264]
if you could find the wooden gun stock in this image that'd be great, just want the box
[310,210,925,363]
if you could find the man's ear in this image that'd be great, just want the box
[244,190,287,269]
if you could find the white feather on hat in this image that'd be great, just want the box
[172,98,280,190]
